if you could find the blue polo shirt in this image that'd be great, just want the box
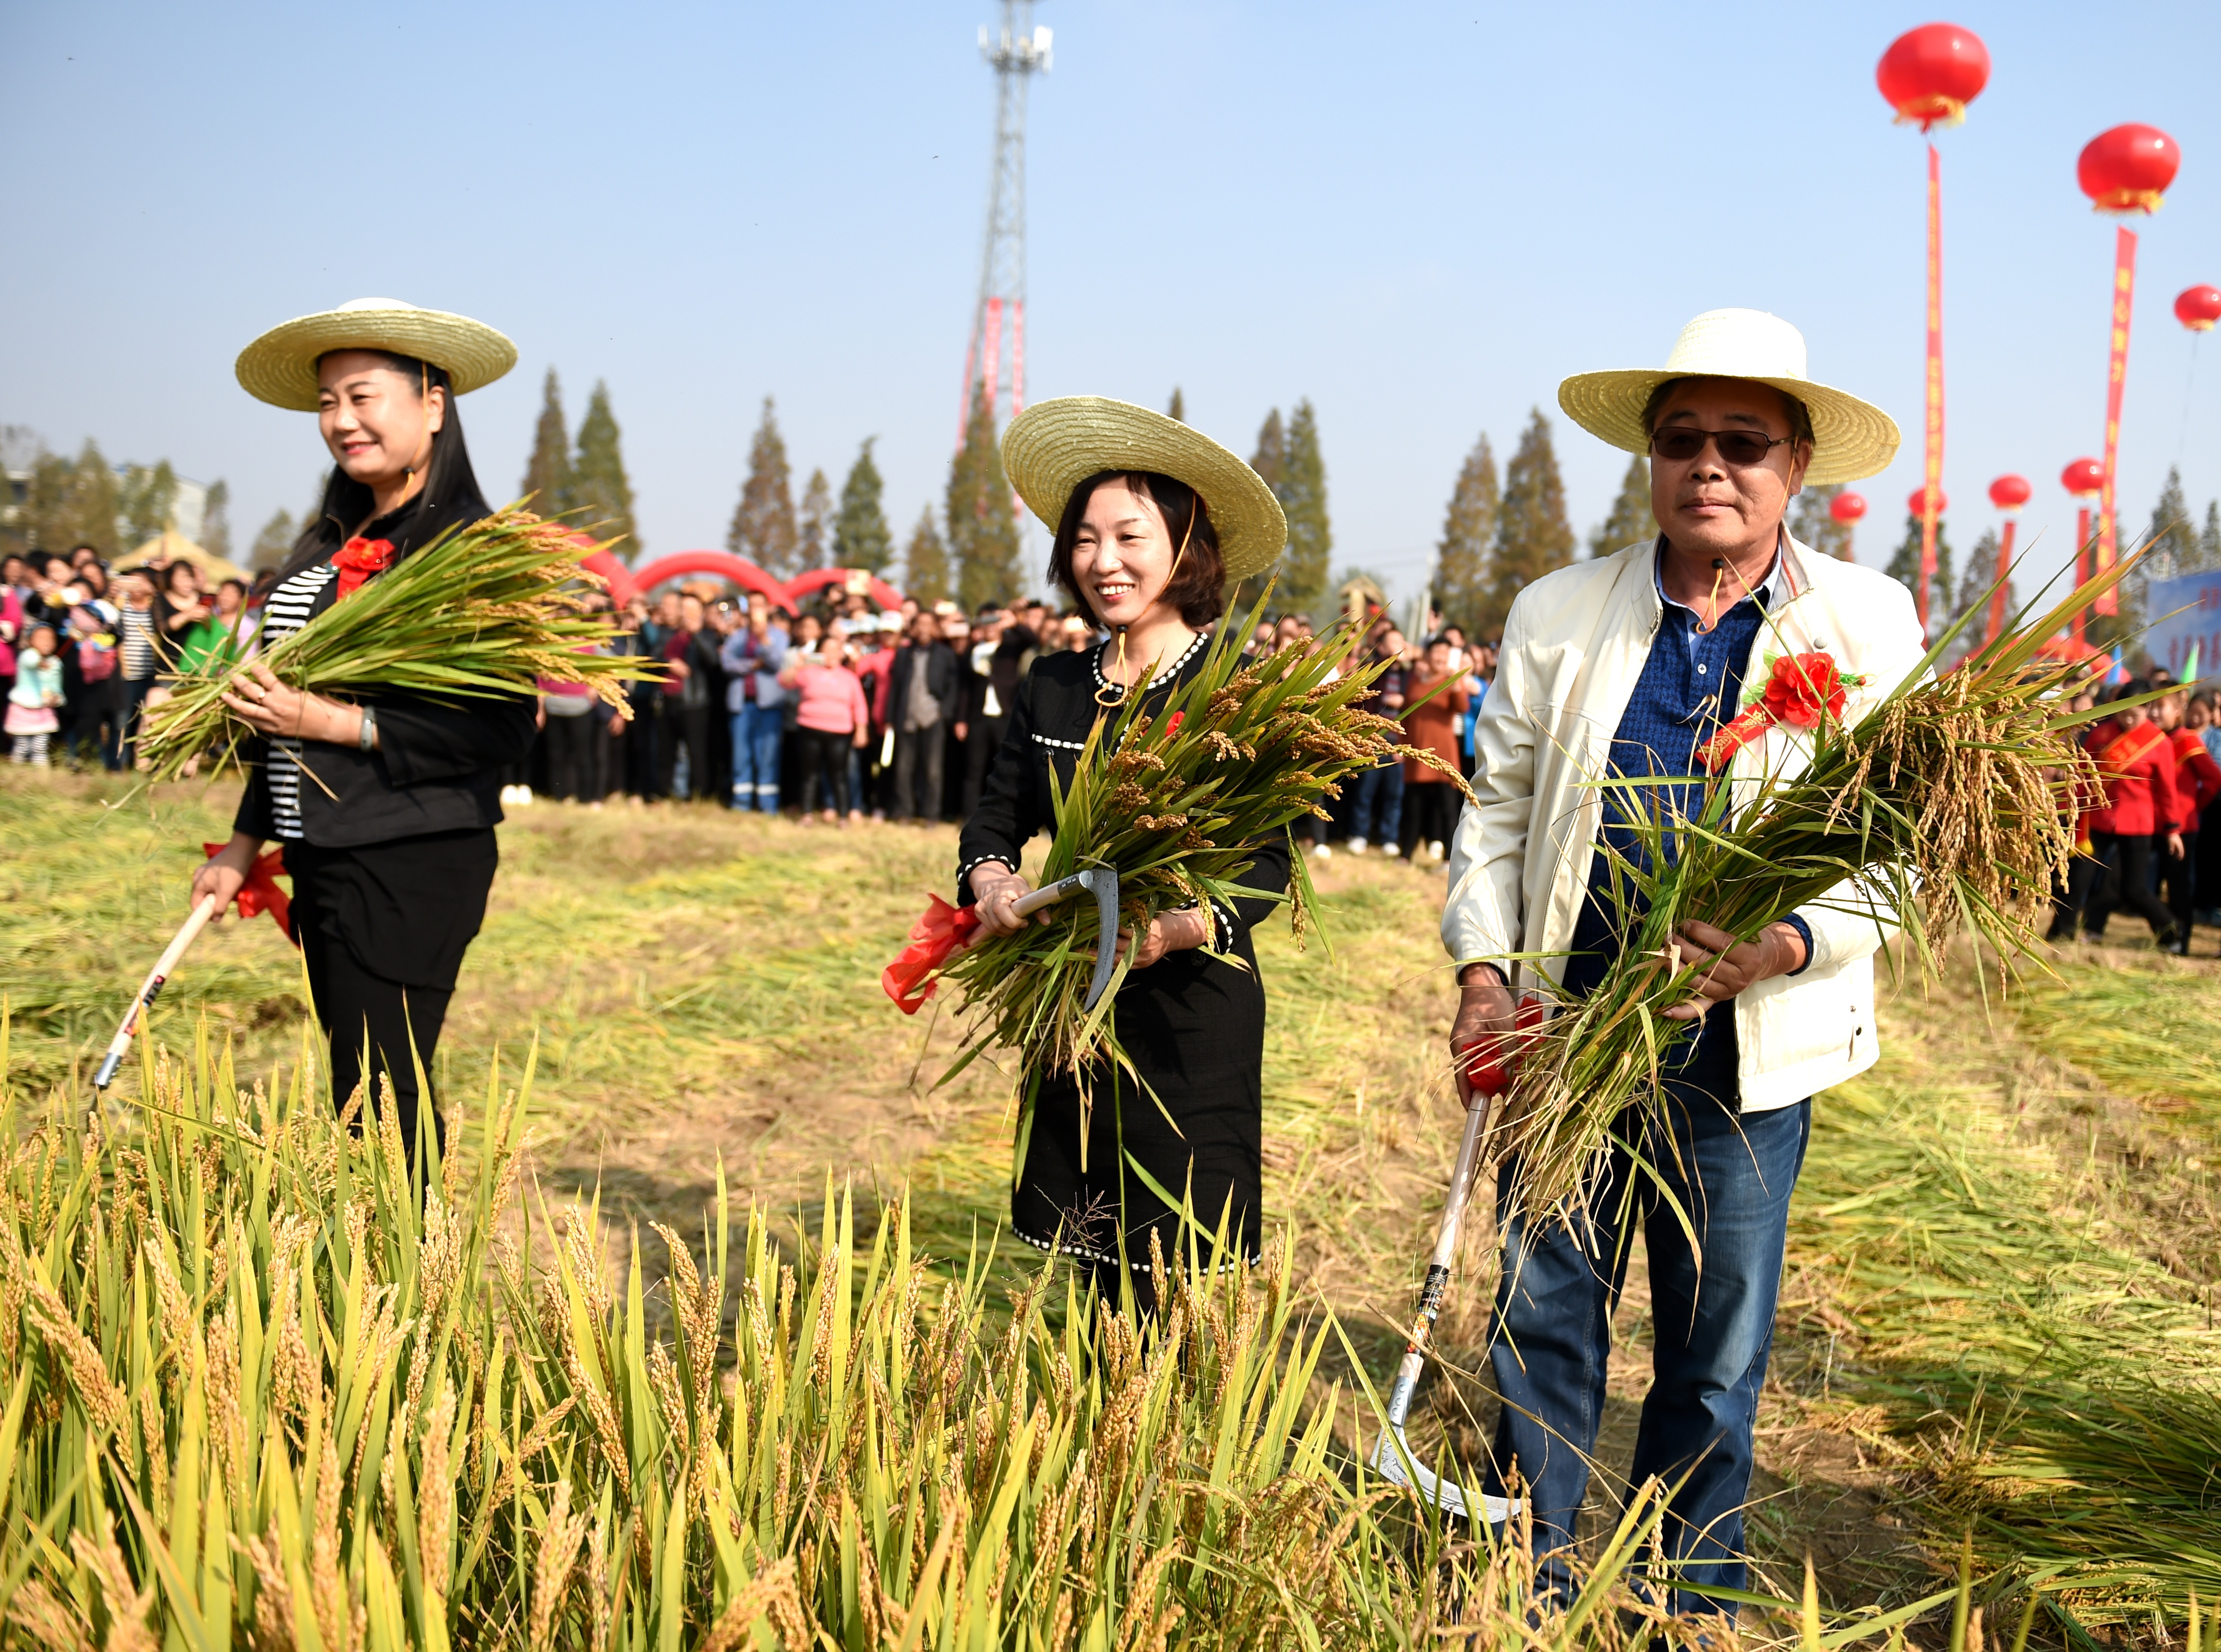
[1557,544,1812,1110]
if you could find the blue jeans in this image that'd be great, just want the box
[1483,1091,1811,1615]
[729,704,784,811]
[1351,757,1404,846]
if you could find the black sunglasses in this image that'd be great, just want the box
[1649,426,1793,467]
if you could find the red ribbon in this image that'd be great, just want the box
[203,842,295,943]
[1462,998,1546,1096]
[333,537,395,601]
[1696,652,1853,773]
[881,893,981,1015]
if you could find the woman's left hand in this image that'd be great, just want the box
[219,660,362,745]
[1112,907,1211,971]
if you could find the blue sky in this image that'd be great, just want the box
[4,1,2217,603]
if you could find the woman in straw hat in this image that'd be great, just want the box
[960,397,1288,1313]
[191,298,527,1173]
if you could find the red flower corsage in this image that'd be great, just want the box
[1696,650,1864,773]
[333,537,395,600]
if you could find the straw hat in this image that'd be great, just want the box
[235,297,517,412]
[1556,309,1899,486]
[1001,397,1287,583]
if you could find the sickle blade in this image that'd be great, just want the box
[1079,867,1120,1011]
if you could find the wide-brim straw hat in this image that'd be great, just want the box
[236,296,517,411]
[1557,308,1899,486]
[1001,397,1288,584]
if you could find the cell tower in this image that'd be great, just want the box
[958,0,1051,441]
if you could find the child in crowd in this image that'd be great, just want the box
[7,624,65,764]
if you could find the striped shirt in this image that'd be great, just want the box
[118,606,155,680]
[260,562,340,840]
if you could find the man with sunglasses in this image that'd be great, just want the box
[1439,310,1926,1616]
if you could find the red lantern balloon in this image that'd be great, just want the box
[2177,285,2221,332]
[1876,24,1990,131]
[1989,475,2032,512]
[2061,458,2104,496]
[1829,492,1868,525]
[1908,486,1948,516]
[2077,124,2181,215]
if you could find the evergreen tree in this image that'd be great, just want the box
[521,368,573,517]
[118,460,178,547]
[1788,482,1852,560]
[201,479,232,562]
[832,438,893,573]
[248,509,297,571]
[1883,513,1956,636]
[1944,528,2010,665]
[905,506,950,606]
[947,383,1022,611]
[1236,410,1289,609]
[1483,409,1575,634]
[2197,501,2221,575]
[1434,432,1498,637]
[2146,466,2193,580]
[728,397,796,575]
[797,468,832,573]
[36,439,122,556]
[1587,455,1656,559]
[1279,399,1332,615]
[1167,387,1185,423]
[571,382,639,556]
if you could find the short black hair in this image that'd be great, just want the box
[1641,377,1815,450]
[1048,470,1226,628]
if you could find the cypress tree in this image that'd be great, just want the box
[2146,466,2193,578]
[1280,399,1332,616]
[728,397,797,575]
[1484,409,1574,634]
[832,438,893,573]
[1235,410,1288,609]
[1788,483,1852,559]
[248,509,297,572]
[201,479,232,562]
[947,382,1021,611]
[1587,455,1656,559]
[2197,501,2221,574]
[39,440,122,556]
[521,369,573,518]
[905,506,950,606]
[1883,512,1955,635]
[1167,387,1186,423]
[572,382,640,556]
[797,468,832,572]
[1434,432,1498,637]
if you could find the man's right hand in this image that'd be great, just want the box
[1447,961,1516,1107]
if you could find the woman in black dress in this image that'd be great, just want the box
[192,298,528,1174]
[959,397,1289,1311]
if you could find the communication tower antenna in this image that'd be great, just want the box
[958,0,1051,442]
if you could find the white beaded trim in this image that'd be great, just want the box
[956,855,1015,895]
[1013,1227,1260,1274]
[1032,731,1088,751]
[1089,630,1208,700]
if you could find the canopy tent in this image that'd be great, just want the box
[113,532,252,588]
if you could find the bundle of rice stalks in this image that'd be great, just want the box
[939,593,1465,1095]
[1498,566,2127,1227]
[136,507,657,782]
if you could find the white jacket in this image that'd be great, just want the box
[1441,533,1928,1112]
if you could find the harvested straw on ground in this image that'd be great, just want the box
[938,595,1468,1096]
[1497,570,2123,1227]
[136,506,655,782]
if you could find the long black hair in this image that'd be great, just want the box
[273,352,490,584]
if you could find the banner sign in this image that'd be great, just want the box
[2146,569,2221,685]
[1918,143,1944,635]
[2096,226,2135,617]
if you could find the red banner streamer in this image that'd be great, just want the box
[1918,142,1944,636]
[201,842,295,941]
[2097,226,2136,617]
[1985,517,2017,646]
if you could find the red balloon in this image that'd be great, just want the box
[1876,24,1990,130]
[1829,491,1868,525]
[2077,124,2181,214]
[1989,474,2032,511]
[1909,486,1948,517]
[2177,285,2221,332]
[2061,458,2104,496]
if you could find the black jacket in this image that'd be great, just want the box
[885,641,959,731]
[232,489,538,848]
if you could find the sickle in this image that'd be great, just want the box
[1009,865,1123,1010]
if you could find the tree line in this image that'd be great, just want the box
[0,432,234,566]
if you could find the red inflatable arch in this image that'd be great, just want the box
[578,548,638,607]
[627,550,786,606]
[782,566,904,611]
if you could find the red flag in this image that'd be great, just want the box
[882,893,981,1014]
[203,842,295,943]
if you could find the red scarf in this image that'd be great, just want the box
[333,537,395,600]
[2095,720,2165,777]
[882,893,981,1014]
[202,843,295,943]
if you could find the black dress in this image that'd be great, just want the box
[956,633,1289,1292]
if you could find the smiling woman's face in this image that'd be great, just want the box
[1069,479,1178,630]
[317,350,445,493]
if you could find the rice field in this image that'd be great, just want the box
[2,767,2217,1644]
